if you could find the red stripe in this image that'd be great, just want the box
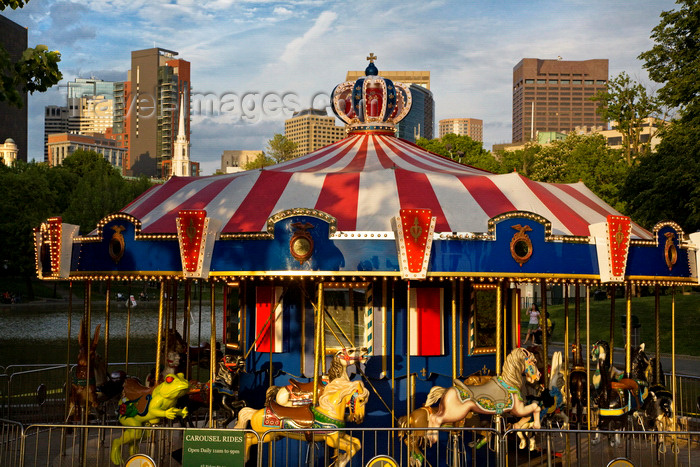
[275,136,360,172]
[520,176,591,236]
[554,183,651,239]
[457,175,517,219]
[125,177,193,220]
[372,135,396,168]
[256,286,273,352]
[315,172,360,231]
[417,288,442,356]
[390,137,487,173]
[296,137,360,173]
[122,184,161,212]
[142,177,235,233]
[223,171,294,232]
[394,168,450,231]
[340,135,368,172]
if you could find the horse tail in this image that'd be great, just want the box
[234,407,257,429]
[425,386,446,407]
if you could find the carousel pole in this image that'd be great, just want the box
[104,279,110,367]
[155,281,165,387]
[451,279,457,381]
[625,283,632,377]
[391,280,396,431]
[609,284,616,368]
[540,278,548,388]
[312,282,324,406]
[654,284,661,385]
[495,281,503,467]
[671,286,678,451]
[184,279,191,380]
[209,280,216,427]
[406,280,413,466]
[585,283,592,467]
[197,279,203,382]
[125,280,132,374]
[60,281,73,458]
[563,284,570,467]
[269,281,274,389]
[82,279,92,467]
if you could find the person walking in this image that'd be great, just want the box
[524,303,540,345]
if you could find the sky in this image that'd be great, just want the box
[3,0,677,175]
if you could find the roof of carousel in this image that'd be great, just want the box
[120,133,651,240]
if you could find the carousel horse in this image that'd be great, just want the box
[110,373,190,465]
[265,347,368,407]
[568,343,589,428]
[67,320,101,422]
[183,353,247,428]
[590,340,650,446]
[398,370,494,466]
[638,355,675,453]
[426,347,541,446]
[515,351,569,451]
[234,378,370,467]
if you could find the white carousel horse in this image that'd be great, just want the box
[426,347,541,445]
[265,347,368,407]
[235,378,370,467]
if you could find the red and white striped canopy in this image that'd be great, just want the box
[122,133,651,239]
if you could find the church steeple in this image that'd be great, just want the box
[172,91,191,177]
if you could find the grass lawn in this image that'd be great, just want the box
[530,291,700,357]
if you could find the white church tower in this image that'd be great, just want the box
[171,92,191,177]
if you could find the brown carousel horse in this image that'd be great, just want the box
[426,347,541,445]
[235,378,370,467]
[265,347,368,407]
[67,320,101,422]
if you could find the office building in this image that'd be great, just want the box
[120,48,191,177]
[0,138,18,166]
[438,118,483,142]
[512,58,608,143]
[221,150,261,173]
[284,109,346,158]
[66,77,115,99]
[345,69,433,142]
[47,133,125,170]
[0,16,28,162]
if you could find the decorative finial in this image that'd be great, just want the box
[366,53,377,63]
[365,52,379,76]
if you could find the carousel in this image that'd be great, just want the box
[31,55,700,466]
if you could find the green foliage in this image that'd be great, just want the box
[0,151,152,278]
[415,134,500,172]
[639,0,700,121]
[0,0,62,107]
[495,144,539,177]
[243,152,275,170]
[622,121,700,232]
[590,72,661,164]
[265,134,298,163]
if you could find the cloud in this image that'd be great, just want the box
[280,10,337,65]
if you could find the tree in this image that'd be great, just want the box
[416,134,500,172]
[0,0,62,107]
[243,152,275,170]
[495,143,539,176]
[622,122,700,232]
[638,0,700,122]
[265,134,298,163]
[590,72,662,164]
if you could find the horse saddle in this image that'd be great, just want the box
[264,401,315,428]
[286,379,326,405]
[122,377,155,414]
[453,377,518,413]
[611,378,638,394]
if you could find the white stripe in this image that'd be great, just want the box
[269,172,327,217]
[199,171,262,232]
[274,287,284,353]
[122,185,163,215]
[409,289,418,355]
[389,138,489,174]
[355,170,401,231]
[274,136,360,172]
[426,172,491,233]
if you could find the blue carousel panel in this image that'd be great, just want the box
[627,224,692,278]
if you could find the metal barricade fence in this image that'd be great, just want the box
[671,373,700,420]
[7,365,68,425]
[4,423,700,467]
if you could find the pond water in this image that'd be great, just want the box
[0,300,221,367]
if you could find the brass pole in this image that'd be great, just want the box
[540,278,548,388]
[184,280,191,380]
[64,281,73,420]
[312,282,324,405]
[269,284,274,389]
[563,283,570,467]
[209,281,216,427]
[496,282,502,375]
[407,280,412,418]
[575,285,581,364]
[451,279,457,381]
[382,279,388,377]
[84,280,92,425]
[155,281,165,386]
[301,278,306,376]
[459,281,464,376]
[586,284,591,432]
[391,280,396,430]
[320,282,326,374]
[609,284,616,368]
[671,287,677,436]
[125,281,132,373]
[104,280,110,364]
[625,283,632,377]
[654,284,661,384]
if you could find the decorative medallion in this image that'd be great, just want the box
[290,221,314,264]
[664,231,677,271]
[510,224,533,267]
[109,225,125,264]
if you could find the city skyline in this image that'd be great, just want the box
[3,0,677,175]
